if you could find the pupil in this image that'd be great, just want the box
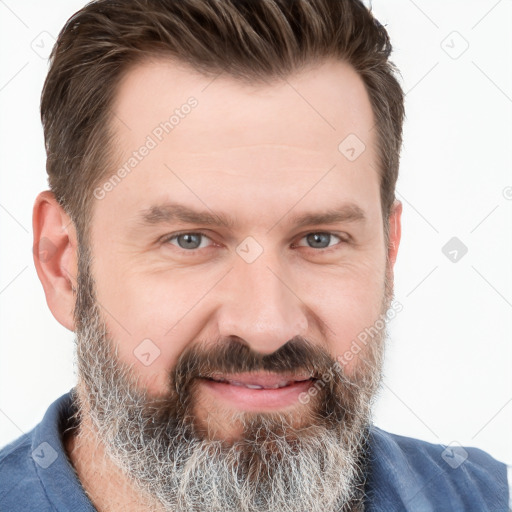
[307,233,329,248]
[179,233,201,249]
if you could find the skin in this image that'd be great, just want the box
[33,57,402,511]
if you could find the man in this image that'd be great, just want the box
[0,0,509,510]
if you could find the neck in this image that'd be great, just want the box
[64,418,163,512]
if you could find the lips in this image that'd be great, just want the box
[199,372,317,410]
[205,372,314,390]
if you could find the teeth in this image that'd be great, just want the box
[267,381,293,388]
[227,380,293,389]
[208,377,311,389]
[245,384,265,389]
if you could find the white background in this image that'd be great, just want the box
[1,1,511,464]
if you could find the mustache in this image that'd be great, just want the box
[172,336,337,395]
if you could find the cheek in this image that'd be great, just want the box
[302,260,387,366]
[91,267,205,395]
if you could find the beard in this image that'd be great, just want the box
[70,242,393,512]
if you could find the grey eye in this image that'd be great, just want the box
[302,232,340,249]
[168,233,210,250]
[307,233,329,248]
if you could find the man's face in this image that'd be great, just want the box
[72,57,400,511]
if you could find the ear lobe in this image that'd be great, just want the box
[32,190,78,331]
[387,199,402,269]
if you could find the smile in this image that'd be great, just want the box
[199,373,317,410]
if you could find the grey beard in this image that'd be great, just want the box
[70,247,388,512]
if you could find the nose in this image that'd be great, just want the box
[214,255,309,355]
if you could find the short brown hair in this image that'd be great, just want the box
[41,0,404,246]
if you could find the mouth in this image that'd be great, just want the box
[199,372,317,410]
[206,373,314,389]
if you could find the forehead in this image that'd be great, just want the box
[111,56,376,156]
[95,57,380,230]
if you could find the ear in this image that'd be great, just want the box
[387,199,402,269]
[32,190,78,331]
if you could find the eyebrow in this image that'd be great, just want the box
[136,201,366,230]
[138,202,235,229]
[289,204,366,228]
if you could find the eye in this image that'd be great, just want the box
[295,232,345,250]
[163,232,213,251]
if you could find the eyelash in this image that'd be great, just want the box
[161,231,349,255]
